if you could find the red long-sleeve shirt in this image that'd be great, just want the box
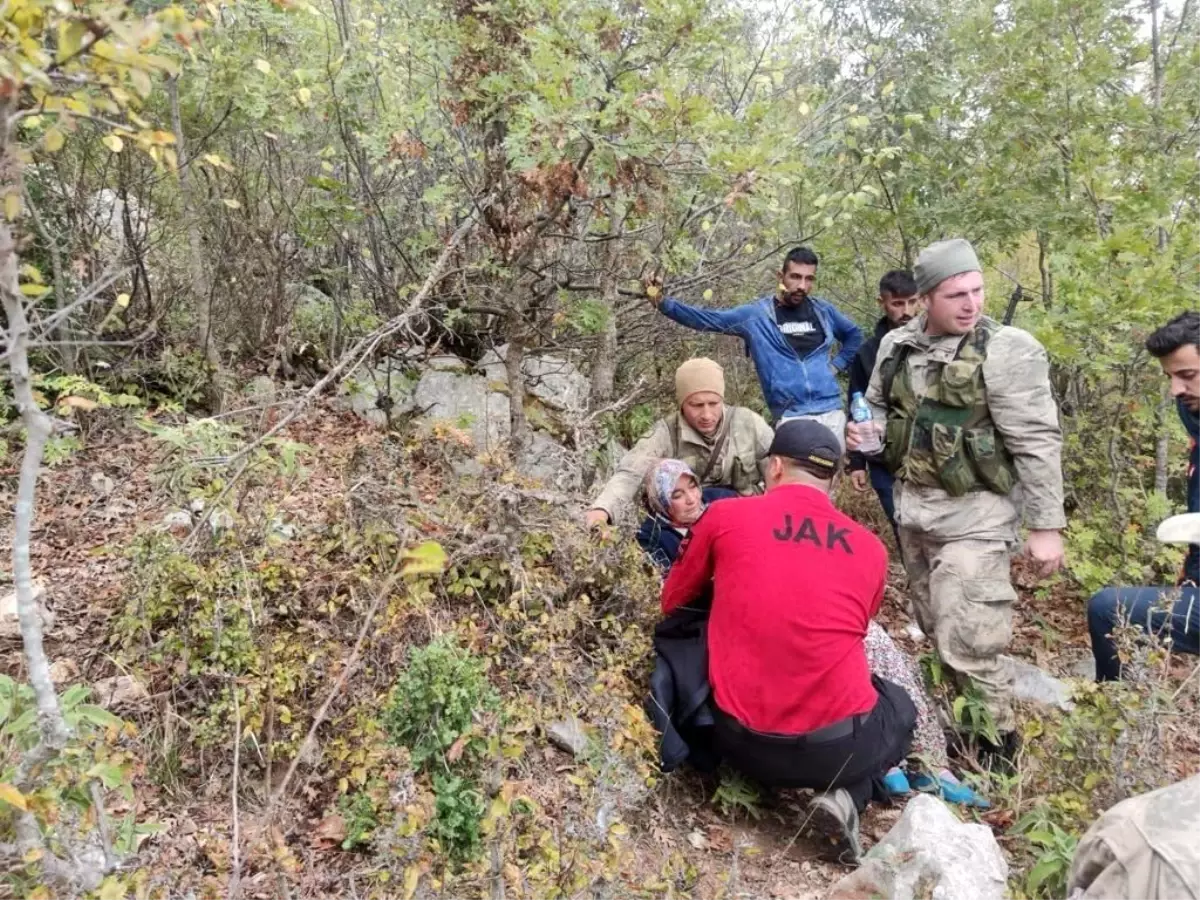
[662,483,888,735]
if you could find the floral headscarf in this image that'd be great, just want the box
[643,459,699,521]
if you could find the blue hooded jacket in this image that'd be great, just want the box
[1180,398,1199,585]
[660,294,863,420]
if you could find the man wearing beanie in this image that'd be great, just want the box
[662,420,915,864]
[586,358,774,526]
[847,237,1066,767]
[648,247,862,449]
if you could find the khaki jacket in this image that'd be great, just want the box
[1068,774,1200,899]
[866,315,1066,542]
[589,405,774,523]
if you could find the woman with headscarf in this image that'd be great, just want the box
[638,457,988,806]
[636,458,738,571]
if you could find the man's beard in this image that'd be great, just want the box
[781,290,807,306]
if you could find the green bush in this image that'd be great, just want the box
[430,773,486,863]
[381,635,498,769]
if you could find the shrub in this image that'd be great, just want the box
[381,635,499,769]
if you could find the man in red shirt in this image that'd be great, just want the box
[662,420,917,862]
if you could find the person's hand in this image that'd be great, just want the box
[845,420,883,453]
[850,469,870,492]
[645,273,664,308]
[585,509,611,529]
[1022,529,1065,580]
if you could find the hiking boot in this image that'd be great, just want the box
[805,788,863,865]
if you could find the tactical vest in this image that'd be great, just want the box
[877,317,1018,497]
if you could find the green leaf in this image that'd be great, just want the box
[75,704,123,729]
[1026,856,1065,897]
[86,761,127,790]
[60,683,89,710]
[1,708,36,737]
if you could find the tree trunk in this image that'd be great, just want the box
[1154,392,1170,496]
[504,308,530,453]
[168,76,223,408]
[1037,231,1053,309]
[590,241,620,407]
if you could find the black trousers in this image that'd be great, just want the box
[712,676,917,812]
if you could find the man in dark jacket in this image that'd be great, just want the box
[846,270,919,530]
[1088,311,1200,680]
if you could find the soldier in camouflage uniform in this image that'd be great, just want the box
[586,358,774,526]
[847,238,1066,761]
[1068,773,1200,899]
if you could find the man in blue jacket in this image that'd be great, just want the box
[1087,310,1200,680]
[651,247,863,450]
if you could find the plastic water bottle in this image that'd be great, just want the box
[850,392,881,454]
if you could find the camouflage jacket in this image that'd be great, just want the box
[866,315,1066,542]
[589,405,773,523]
[1068,773,1200,899]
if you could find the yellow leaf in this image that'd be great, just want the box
[401,540,447,577]
[297,87,312,105]
[19,264,44,283]
[222,198,241,209]
[645,285,661,298]
[19,284,50,298]
[97,875,127,900]
[4,193,21,221]
[44,128,65,153]
[57,21,88,63]
[102,134,124,153]
[402,865,421,900]
[254,58,272,75]
[116,293,131,308]
[60,396,99,412]
[0,783,28,810]
[702,289,713,301]
[151,130,175,145]
[131,68,152,99]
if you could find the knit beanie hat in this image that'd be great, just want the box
[914,238,982,295]
[675,358,725,406]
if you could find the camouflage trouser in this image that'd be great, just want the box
[898,528,1016,733]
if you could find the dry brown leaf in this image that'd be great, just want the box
[446,734,468,763]
[310,814,347,849]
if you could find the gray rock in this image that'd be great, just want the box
[413,369,510,450]
[478,345,590,413]
[246,375,279,402]
[546,716,590,757]
[340,364,418,428]
[1005,655,1075,711]
[1,581,53,640]
[427,354,468,373]
[515,432,577,491]
[161,510,192,532]
[268,517,297,540]
[826,794,1007,900]
[92,674,150,708]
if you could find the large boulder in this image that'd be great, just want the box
[478,345,590,413]
[515,431,577,490]
[413,369,511,450]
[340,363,419,427]
[826,794,1007,900]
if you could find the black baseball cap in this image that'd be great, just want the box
[768,419,841,473]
